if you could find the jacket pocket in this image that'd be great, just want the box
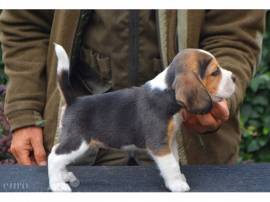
[96,54,111,81]
[80,46,112,82]
[79,46,112,94]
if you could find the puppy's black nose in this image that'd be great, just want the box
[231,75,236,83]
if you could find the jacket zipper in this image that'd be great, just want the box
[128,10,139,86]
[70,10,92,74]
[155,11,165,68]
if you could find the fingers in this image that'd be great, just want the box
[197,114,222,131]
[10,127,47,166]
[183,113,220,133]
[182,100,230,134]
[211,100,229,122]
[183,119,209,133]
[31,134,47,166]
[18,151,32,165]
[10,142,32,165]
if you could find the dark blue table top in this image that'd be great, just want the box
[0,163,269,192]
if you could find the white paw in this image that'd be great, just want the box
[62,172,80,187]
[166,179,190,192]
[180,173,187,181]
[50,181,72,192]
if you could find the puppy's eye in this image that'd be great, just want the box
[211,68,221,76]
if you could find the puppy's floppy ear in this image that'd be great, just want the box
[173,71,212,114]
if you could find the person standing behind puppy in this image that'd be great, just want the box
[0,10,265,166]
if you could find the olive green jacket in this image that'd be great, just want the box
[0,10,265,164]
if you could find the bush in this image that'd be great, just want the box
[0,46,14,164]
[239,11,270,162]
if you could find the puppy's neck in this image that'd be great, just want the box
[145,66,181,116]
[147,66,172,91]
[146,65,176,91]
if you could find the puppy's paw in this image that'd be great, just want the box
[166,179,190,192]
[50,181,72,192]
[180,173,187,181]
[63,172,80,187]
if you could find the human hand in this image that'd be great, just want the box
[182,100,229,134]
[10,127,47,166]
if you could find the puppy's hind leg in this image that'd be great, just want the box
[48,139,89,192]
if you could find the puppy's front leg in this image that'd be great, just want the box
[148,151,190,192]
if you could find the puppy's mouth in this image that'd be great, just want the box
[211,95,224,103]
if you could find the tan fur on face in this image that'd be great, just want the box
[200,59,222,96]
[181,52,222,96]
[174,50,222,98]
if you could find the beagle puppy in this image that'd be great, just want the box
[48,44,236,192]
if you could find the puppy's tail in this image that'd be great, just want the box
[54,43,75,105]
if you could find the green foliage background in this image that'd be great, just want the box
[0,12,270,163]
[239,12,270,162]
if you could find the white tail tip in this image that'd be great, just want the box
[54,43,70,74]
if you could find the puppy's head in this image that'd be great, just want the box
[171,49,235,114]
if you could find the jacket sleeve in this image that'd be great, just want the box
[200,10,265,115]
[0,10,54,131]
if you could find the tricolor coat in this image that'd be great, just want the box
[0,10,265,164]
